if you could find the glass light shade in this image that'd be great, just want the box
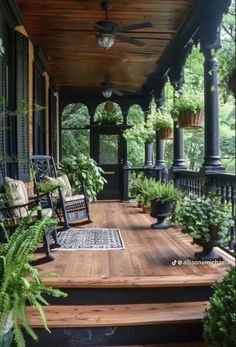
[102,89,112,98]
[98,34,115,49]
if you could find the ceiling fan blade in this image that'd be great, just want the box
[116,34,145,47]
[85,20,110,32]
[111,88,124,96]
[116,22,152,32]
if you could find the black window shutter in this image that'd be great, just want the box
[0,14,7,183]
[15,31,29,181]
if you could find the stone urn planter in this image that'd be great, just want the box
[150,200,173,229]
[159,127,173,140]
[178,111,203,128]
[193,225,223,261]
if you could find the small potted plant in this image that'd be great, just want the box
[203,266,236,347]
[0,215,67,347]
[136,177,158,213]
[171,90,204,128]
[150,181,182,229]
[129,172,145,207]
[175,194,234,261]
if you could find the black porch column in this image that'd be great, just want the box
[168,41,194,172]
[200,25,226,172]
[141,95,153,168]
[171,79,187,172]
[154,80,166,170]
[201,48,224,172]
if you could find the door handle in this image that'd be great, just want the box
[104,171,116,175]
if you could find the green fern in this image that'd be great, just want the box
[0,215,67,347]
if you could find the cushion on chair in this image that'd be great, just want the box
[64,194,85,202]
[5,177,29,218]
[44,174,72,197]
[44,176,66,197]
[59,174,72,197]
[29,207,53,218]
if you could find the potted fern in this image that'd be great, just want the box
[150,181,182,229]
[171,90,204,128]
[0,215,66,347]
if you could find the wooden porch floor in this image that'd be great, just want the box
[36,201,231,286]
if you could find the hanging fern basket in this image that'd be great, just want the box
[159,127,173,140]
[178,111,203,129]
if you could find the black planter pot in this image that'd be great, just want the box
[150,200,173,229]
[193,226,223,261]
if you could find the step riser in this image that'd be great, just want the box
[45,286,213,305]
[23,323,203,347]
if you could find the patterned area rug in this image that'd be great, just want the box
[56,228,124,250]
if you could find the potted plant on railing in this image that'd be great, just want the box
[175,194,234,261]
[203,266,236,347]
[150,181,182,229]
[0,215,66,347]
[171,90,204,128]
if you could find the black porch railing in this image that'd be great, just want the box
[175,170,236,255]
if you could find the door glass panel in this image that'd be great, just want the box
[99,135,119,164]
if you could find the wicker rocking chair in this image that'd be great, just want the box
[30,155,92,229]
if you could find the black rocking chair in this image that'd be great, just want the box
[30,155,92,229]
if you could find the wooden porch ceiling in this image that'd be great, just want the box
[16,0,194,93]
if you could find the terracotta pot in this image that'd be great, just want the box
[159,127,173,140]
[104,101,114,113]
[178,111,203,129]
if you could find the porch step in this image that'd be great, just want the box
[24,301,207,346]
[26,301,208,327]
[42,274,221,305]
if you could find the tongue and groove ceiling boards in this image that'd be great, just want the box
[16,0,194,94]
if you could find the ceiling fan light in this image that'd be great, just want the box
[102,89,112,98]
[98,34,115,49]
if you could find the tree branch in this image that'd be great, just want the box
[222,25,234,41]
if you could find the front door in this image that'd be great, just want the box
[91,131,123,200]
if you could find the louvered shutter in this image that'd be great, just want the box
[0,14,6,183]
[15,31,29,181]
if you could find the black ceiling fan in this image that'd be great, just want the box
[101,80,136,98]
[89,0,152,50]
